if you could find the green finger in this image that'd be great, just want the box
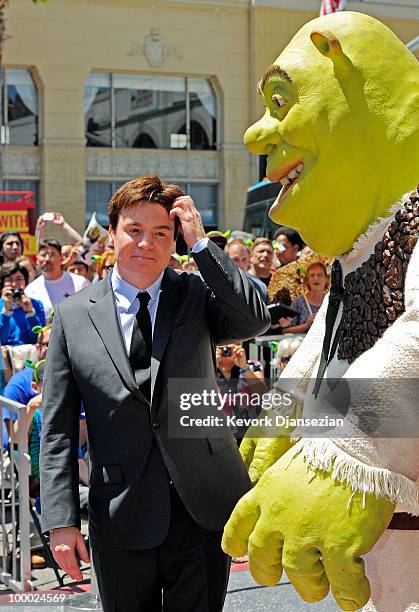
[249,437,293,484]
[239,437,256,470]
[222,491,260,558]
[248,520,284,586]
[282,539,330,603]
[322,552,370,611]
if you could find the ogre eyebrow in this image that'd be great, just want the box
[257,64,293,96]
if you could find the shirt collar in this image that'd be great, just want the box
[111,266,164,312]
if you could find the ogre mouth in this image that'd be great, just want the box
[269,161,304,203]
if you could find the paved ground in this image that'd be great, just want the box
[1,509,338,612]
[0,560,340,611]
[226,564,339,612]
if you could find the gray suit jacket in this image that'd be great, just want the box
[40,241,270,550]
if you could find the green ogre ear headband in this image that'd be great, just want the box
[32,323,52,343]
[24,358,46,385]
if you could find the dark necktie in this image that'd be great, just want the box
[313,259,344,397]
[129,292,152,401]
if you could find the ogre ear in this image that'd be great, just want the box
[310,30,343,58]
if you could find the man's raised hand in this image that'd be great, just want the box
[169,196,206,248]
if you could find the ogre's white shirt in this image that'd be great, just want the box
[277,194,419,515]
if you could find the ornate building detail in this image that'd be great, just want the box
[126,28,182,67]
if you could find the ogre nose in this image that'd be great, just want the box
[244,111,280,155]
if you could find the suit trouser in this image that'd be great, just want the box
[92,486,230,612]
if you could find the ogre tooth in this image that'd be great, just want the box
[296,163,303,172]
[288,168,299,179]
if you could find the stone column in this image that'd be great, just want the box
[38,66,87,236]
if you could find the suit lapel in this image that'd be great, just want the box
[88,277,140,398]
[151,268,184,401]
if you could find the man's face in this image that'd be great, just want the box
[108,202,176,288]
[2,236,22,261]
[37,247,63,277]
[67,262,89,278]
[275,234,299,266]
[36,328,51,361]
[250,243,273,276]
[227,244,250,272]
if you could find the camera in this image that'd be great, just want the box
[12,288,24,304]
[221,346,231,357]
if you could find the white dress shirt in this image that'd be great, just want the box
[111,237,208,354]
[111,267,163,354]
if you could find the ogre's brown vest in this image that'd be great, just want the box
[338,188,419,364]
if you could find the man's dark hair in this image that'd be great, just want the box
[274,226,304,249]
[108,174,184,238]
[0,232,24,261]
[0,262,29,289]
[71,259,89,272]
[38,239,62,254]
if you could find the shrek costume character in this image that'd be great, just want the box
[222,12,418,612]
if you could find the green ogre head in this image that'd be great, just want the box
[245,12,419,255]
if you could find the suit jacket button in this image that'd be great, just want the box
[152,421,159,429]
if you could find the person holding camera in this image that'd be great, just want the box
[216,344,266,440]
[0,262,46,345]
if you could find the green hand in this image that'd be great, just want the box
[239,409,294,483]
[240,426,293,484]
[223,449,395,611]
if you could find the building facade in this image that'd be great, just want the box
[1,0,418,235]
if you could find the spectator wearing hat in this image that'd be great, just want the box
[206,230,229,251]
[25,239,90,321]
[67,258,90,279]
[2,325,51,413]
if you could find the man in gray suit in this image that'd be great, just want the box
[40,174,270,611]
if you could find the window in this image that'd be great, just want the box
[85,181,114,226]
[85,73,217,151]
[0,69,38,146]
[114,74,186,149]
[188,78,217,150]
[86,181,217,227]
[188,184,217,225]
[84,72,112,147]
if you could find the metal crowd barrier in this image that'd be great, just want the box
[0,395,32,592]
[249,333,285,380]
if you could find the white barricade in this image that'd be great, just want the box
[0,395,33,592]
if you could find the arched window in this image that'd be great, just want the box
[84,73,217,150]
[178,121,210,150]
[133,132,157,148]
[1,68,38,146]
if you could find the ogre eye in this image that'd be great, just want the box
[271,94,286,109]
